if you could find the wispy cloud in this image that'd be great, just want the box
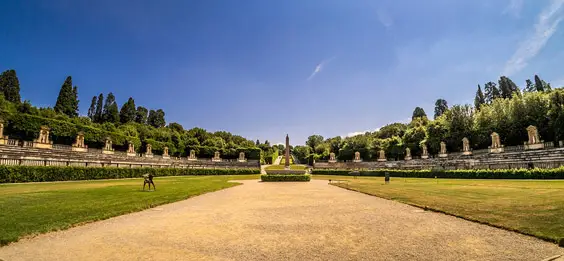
[307,57,335,81]
[503,0,524,17]
[502,0,564,76]
[377,9,393,28]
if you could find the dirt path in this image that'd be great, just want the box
[1,180,562,261]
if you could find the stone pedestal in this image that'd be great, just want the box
[144,153,153,158]
[421,155,429,159]
[0,136,8,145]
[162,155,170,159]
[439,153,448,158]
[212,158,222,162]
[34,142,53,149]
[462,151,472,156]
[102,150,114,155]
[525,143,544,150]
[328,159,337,163]
[354,159,364,163]
[72,147,88,152]
[238,158,247,162]
[404,155,412,161]
[188,157,197,161]
[489,147,504,153]
[127,152,136,157]
[377,158,386,162]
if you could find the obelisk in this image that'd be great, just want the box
[285,134,290,170]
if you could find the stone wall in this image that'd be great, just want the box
[314,147,564,170]
[0,144,260,169]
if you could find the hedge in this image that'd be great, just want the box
[0,165,260,183]
[311,168,564,179]
[260,174,311,182]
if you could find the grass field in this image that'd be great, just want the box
[0,174,259,246]
[265,165,307,170]
[279,157,294,165]
[313,175,564,242]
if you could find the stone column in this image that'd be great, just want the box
[285,134,290,169]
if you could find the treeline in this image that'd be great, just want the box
[293,74,563,162]
[0,69,281,162]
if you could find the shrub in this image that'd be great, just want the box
[260,174,311,182]
[0,165,260,183]
[311,168,564,179]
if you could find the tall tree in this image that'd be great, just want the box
[94,93,104,123]
[255,139,260,146]
[135,106,148,124]
[119,97,137,123]
[474,85,486,110]
[87,96,97,121]
[534,74,545,92]
[0,69,21,103]
[412,107,427,120]
[434,99,448,119]
[103,92,119,123]
[498,76,520,99]
[147,109,165,128]
[524,79,535,92]
[54,76,79,117]
[484,81,501,103]
[306,135,324,152]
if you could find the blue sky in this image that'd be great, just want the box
[1,0,564,145]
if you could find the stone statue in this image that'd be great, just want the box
[489,132,504,153]
[128,143,135,153]
[353,151,362,162]
[33,126,53,149]
[73,132,86,148]
[163,146,169,157]
[439,141,448,157]
[329,152,336,162]
[0,121,7,144]
[527,125,540,144]
[238,152,246,162]
[188,150,197,160]
[421,143,429,159]
[462,137,472,155]
[404,148,412,160]
[378,150,386,162]
[104,138,113,151]
[146,144,153,154]
[212,151,221,162]
[490,132,501,148]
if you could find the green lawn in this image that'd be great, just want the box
[0,174,259,246]
[265,165,307,170]
[313,175,564,243]
[279,157,294,165]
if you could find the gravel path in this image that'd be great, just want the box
[1,180,562,261]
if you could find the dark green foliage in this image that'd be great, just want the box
[119,97,136,123]
[412,107,427,120]
[94,93,104,123]
[54,76,79,117]
[147,109,165,128]
[434,99,448,119]
[559,238,564,247]
[260,174,311,182]
[524,79,535,93]
[474,85,485,110]
[0,69,21,103]
[312,168,564,179]
[484,81,501,103]
[0,165,260,183]
[87,96,97,121]
[135,106,148,124]
[306,135,324,151]
[498,76,520,99]
[103,92,119,123]
[534,75,545,92]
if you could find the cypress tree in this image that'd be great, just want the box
[135,106,148,124]
[534,75,545,92]
[54,76,78,117]
[474,85,486,110]
[147,109,157,127]
[94,93,104,123]
[103,92,119,123]
[119,97,137,123]
[484,82,500,103]
[434,99,448,119]
[0,69,22,103]
[155,109,166,128]
[498,76,520,99]
[412,107,427,120]
[87,96,97,121]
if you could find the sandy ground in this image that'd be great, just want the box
[0,180,562,261]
